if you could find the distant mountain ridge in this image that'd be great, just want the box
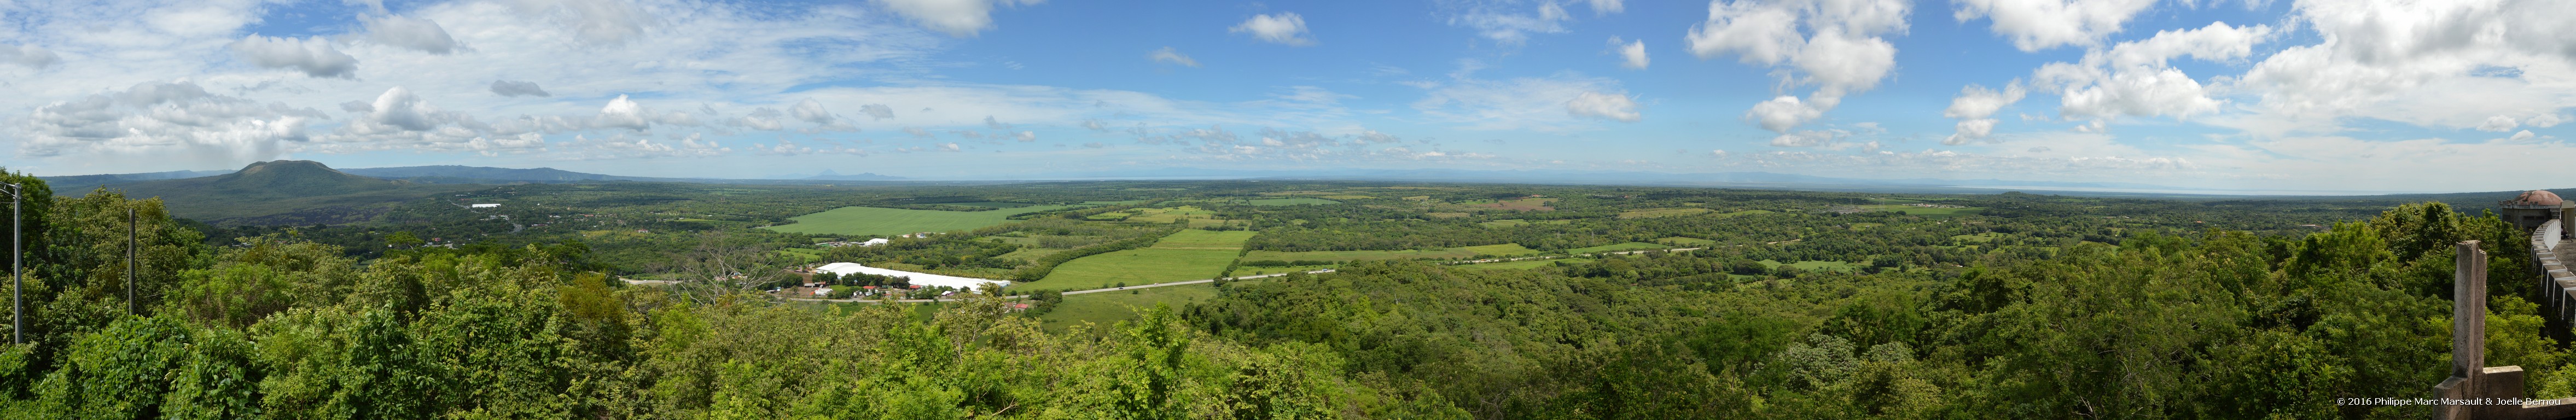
[196,160,405,196]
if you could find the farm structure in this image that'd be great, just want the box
[815,262,1010,291]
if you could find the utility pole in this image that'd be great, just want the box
[127,208,136,316]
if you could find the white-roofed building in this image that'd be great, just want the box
[859,238,891,247]
[470,203,501,208]
[814,262,1011,291]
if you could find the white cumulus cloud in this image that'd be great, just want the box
[1565,91,1641,122]
[874,0,1044,37]
[1952,0,2159,51]
[227,35,358,79]
[1610,37,1649,69]
[1149,46,1200,67]
[1685,0,1909,135]
[1231,13,1315,46]
[1943,83,2026,144]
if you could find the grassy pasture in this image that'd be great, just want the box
[1041,230,1255,286]
[1319,195,1377,200]
[762,205,1070,236]
[1037,282,1225,332]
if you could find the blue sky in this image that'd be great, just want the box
[1,0,2571,193]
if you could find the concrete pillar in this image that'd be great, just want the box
[2459,241,2488,379]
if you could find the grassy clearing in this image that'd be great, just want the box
[763,205,1071,236]
[1481,219,1528,228]
[1850,223,1886,230]
[1247,197,1341,206]
[1569,242,1667,254]
[1456,258,1592,270]
[1040,230,1255,286]
[1648,236,1710,246]
[1319,195,1377,200]
[1618,208,1713,218]
[1037,282,1222,332]
[1713,209,1777,217]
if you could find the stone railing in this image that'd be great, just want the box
[2534,220,2576,323]
[2437,240,2576,419]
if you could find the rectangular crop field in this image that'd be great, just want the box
[761,205,1070,236]
[1040,230,1255,287]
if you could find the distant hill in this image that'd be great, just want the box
[111,161,473,226]
[41,169,235,192]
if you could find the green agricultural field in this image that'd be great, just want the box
[1247,197,1341,206]
[1456,258,1592,270]
[1481,219,1527,228]
[1569,242,1667,254]
[761,205,1072,236]
[1245,243,1539,262]
[1037,282,1222,332]
[1041,230,1256,286]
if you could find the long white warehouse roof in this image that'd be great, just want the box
[815,262,1011,291]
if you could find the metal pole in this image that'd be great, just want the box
[127,207,136,316]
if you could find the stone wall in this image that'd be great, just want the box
[2533,220,2576,322]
